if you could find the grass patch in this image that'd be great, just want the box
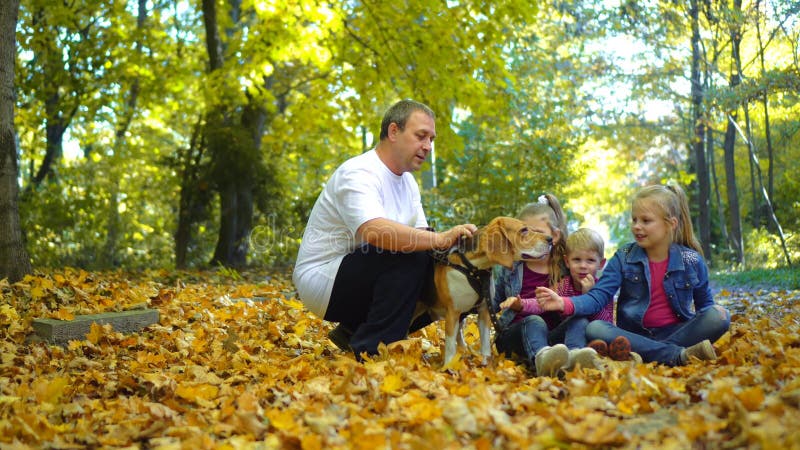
[711,266,800,290]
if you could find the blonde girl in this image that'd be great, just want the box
[536,185,730,366]
[492,194,601,376]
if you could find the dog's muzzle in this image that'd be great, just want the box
[520,242,552,261]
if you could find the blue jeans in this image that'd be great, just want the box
[586,306,730,366]
[495,315,590,366]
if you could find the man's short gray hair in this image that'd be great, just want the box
[379,99,435,140]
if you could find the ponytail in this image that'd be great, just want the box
[666,185,703,255]
[634,184,703,255]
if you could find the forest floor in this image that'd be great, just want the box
[1,268,798,449]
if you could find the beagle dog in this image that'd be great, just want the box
[417,216,552,366]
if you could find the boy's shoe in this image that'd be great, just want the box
[534,344,569,377]
[608,336,633,361]
[588,339,609,357]
[327,324,353,351]
[566,347,601,370]
[630,352,643,364]
[682,339,716,363]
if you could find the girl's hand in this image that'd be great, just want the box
[499,296,522,311]
[577,274,596,294]
[535,287,565,312]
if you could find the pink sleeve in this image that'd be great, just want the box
[589,299,614,323]
[562,297,575,316]
[519,297,544,315]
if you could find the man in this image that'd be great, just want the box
[293,99,477,358]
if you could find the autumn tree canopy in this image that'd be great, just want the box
[6,0,800,272]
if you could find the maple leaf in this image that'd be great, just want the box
[32,377,69,404]
[380,374,405,395]
[175,383,219,407]
[53,308,75,320]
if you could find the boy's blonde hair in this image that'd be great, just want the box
[633,184,703,255]
[517,193,568,287]
[566,228,605,258]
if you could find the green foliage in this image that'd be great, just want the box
[9,0,800,272]
[20,157,177,269]
[741,227,798,269]
[214,263,242,281]
[711,266,800,290]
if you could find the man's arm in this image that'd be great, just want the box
[357,217,476,252]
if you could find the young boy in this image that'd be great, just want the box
[558,227,640,362]
[557,228,611,321]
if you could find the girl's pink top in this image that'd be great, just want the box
[642,258,681,327]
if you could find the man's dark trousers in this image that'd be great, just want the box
[325,244,433,357]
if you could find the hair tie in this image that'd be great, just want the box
[538,195,548,205]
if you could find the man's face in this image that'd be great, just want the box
[387,110,436,174]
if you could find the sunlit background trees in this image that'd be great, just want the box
[6,0,800,276]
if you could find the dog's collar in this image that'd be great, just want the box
[456,233,479,254]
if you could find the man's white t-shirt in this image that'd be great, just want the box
[292,149,429,317]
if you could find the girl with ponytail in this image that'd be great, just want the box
[492,193,602,376]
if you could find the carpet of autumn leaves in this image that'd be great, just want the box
[1,269,799,449]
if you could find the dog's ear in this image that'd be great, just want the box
[481,217,515,268]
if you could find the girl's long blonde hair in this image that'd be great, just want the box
[633,184,703,255]
[517,193,568,287]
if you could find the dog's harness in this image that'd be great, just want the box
[429,235,506,336]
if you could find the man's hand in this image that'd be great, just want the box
[576,274,596,294]
[499,296,522,312]
[434,224,478,249]
[535,287,565,312]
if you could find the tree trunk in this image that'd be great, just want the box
[202,0,261,268]
[212,182,239,266]
[729,110,792,267]
[708,126,729,249]
[27,7,82,189]
[690,0,711,260]
[175,117,205,268]
[100,0,146,267]
[722,116,743,266]
[0,0,32,282]
[210,182,253,268]
[32,93,68,186]
[722,0,745,266]
[755,0,775,206]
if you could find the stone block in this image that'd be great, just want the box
[32,309,160,345]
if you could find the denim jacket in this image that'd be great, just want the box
[491,261,525,313]
[570,242,715,335]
